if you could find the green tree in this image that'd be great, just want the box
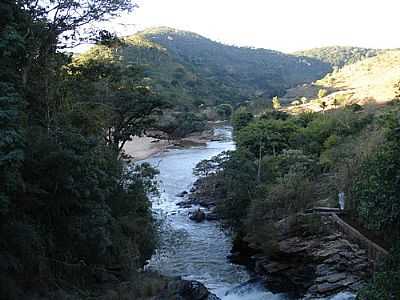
[67,58,167,152]
[232,108,254,133]
[318,88,328,99]
[352,113,400,238]
[216,103,233,120]
[236,118,299,157]
[216,150,258,230]
[155,111,207,140]
[272,96,281,110]
[0,0,163,297]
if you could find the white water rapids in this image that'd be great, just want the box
[143,126,355,300]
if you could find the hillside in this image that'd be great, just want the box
[283,50,400,112]
[84,27,332,109]
[294,46,382,69]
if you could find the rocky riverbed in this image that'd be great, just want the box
[230,214,371,299]
[180,177,371,299]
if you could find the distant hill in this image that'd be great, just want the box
[81,27,332,109]
[294,46,382,69]
[283,50,400,112]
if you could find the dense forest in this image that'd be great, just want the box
[294,46,382,69]
[0,0,170,298]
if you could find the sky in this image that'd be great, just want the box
[104,0,400,53]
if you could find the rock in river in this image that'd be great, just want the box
[177,190,188,197]
[189,209,206,222]
[155,279,220,300]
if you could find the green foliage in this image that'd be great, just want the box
[261,150,318,182]
[0,83,24,215]
[272,96,281,110]
[297,110,372,156]
[155,111,207,139]
[0,2,27,215]
[194,150,258,230]
[216,103,233,120]
[318,89,328,99]
[260,110,290,121]
[346,103,363,112]
[0,0,161,297]
[216,150,258,230]
[101,26,331,110]
[194,151,229,177]
[236,118,299,157]
[295,46,381,68]
[203,105,375,259]
[67,56,167,151]
[248,168,315,226]
[352,111,400,237]
[333,94,349,107]
[232,108,254,133]
[357,243,400,300]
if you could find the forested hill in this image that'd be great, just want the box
[83,27,331,108]
[294,46,382,69]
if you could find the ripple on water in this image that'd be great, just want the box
[143,126,353,300]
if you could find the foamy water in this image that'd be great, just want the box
[143,126,355,300]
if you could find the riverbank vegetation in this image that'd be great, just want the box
[195,100,400,298]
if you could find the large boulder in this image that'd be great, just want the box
[156,279,220,300]
[189,209,206,222]
[176,191,188,197]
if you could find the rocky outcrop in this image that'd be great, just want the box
[155,279,220,300]
[242,214,371,299]
[189,209,206,222]
[177,190,188,197]
[27,273,220,300]
[177,176,223,210]
[177,175,224,222]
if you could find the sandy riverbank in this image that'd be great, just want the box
[123,129,215,161]
[123,136,170,161]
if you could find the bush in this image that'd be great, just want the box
[245,170,316,254]
[357,243,400,300]
[232,108,254,133]
[236,118,300,157]
[351,110,400,240]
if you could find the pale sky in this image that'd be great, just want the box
[105,0,400,53]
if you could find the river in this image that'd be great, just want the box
[143,126,355,300]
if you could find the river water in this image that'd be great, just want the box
[143,126,355,300]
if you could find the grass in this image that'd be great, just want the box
[282,50,400,113]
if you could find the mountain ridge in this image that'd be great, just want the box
[82,27,332,109]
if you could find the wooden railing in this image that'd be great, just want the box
[327,213,388,266]
[307,207,388,266]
